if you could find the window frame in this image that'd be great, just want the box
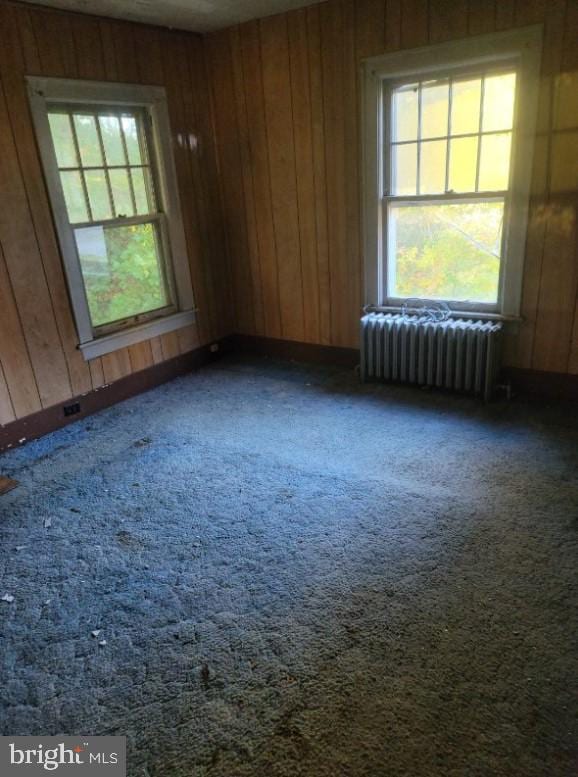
[28,77,195,360]
[362,27,543,319]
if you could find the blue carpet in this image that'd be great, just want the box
[0,355,577,776]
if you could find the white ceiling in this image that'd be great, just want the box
[17,0,325,33]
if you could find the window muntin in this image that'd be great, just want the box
[389,71,516,197]
[386,69,517,309]
[47,105,174,332]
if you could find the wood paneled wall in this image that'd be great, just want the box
[1,0,577,431]
[207,0,578,375]
[0,0,232,425]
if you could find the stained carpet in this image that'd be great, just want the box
[0,355,577,776]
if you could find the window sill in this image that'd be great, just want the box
[79,309,196,361]
[364,305,522,323]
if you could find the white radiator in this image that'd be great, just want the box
[360,313,502,401]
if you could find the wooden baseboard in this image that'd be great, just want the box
[232,334,360,368]
[1,334,575,454]
[0,337,234,454]
[502,367,578,401]
[234,335,577,401]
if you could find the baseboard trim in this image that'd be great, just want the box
[0,337,234,453]
[234,335,577,401]
[232,334,360,368]
[502,367,578,401]
[1,335,575,453]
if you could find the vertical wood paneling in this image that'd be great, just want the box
[288,8,320,343]
[401,0,429,48]
[560,0,578,386]
[260,14,305,341]
[504,0,567,370]
[429,0,468,42]
[209,0,578,372]
[306,5,331,344]
[0,1,231,423]
[101,350,131,384]
[0,3,93,396]
[0,0,576,420]
[190,36,235,339]
[0,73,72,407]
[207,29,255,335]
[467,0,496,35]
[15,6,39,72]
[159,331,180,361]
[530,0,578,372]
[532,200,578,372]
[356,0,386,58]
[88,358,105,389]
[186,36,230,341]
[0,244,41,418]
[70,15,105,81]
[320,1,349,346]
[355,0,386,259]
[30,6,77,77]
[343,0,362,345]
[569,288,578,373]
[107,19,139,82]
[149,336,164,365]
[238,21,282,339]
[230,25,265,335]
[160,30,207,354]
[495,0,516,29]
[514,0,547,26]
[384,0,402,52]
[0,361,16,425]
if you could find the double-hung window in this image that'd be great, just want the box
[28,79,194,359]
[363,28,542,318]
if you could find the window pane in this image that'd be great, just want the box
[60,171,88,223]
[420,140,446,194]
[73,114,103,167]
[121,116,143,165]
[482,73,516,132]
[109,168,134,216]
[421,81,449,139]
[448,136,478,192]
[85,170,112,221]
[74,222,169,328]
[392,142,417,195]
[48,113,77,167]
[388,201,503,303]
[450,78,481,135]
[478,133,512,190]
[393,85,418,142]
[99,115,126,165]
[131,167,155,215]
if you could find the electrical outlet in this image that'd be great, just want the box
[63,402,81,417]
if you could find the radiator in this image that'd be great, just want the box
[360,313,502,401]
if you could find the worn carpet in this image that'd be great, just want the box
[0,355,577,776]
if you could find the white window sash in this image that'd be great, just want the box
[27,77,195,358]
[362,26,543,318]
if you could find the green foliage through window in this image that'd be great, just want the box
[390,202,503,303]
[75,222,169,328]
